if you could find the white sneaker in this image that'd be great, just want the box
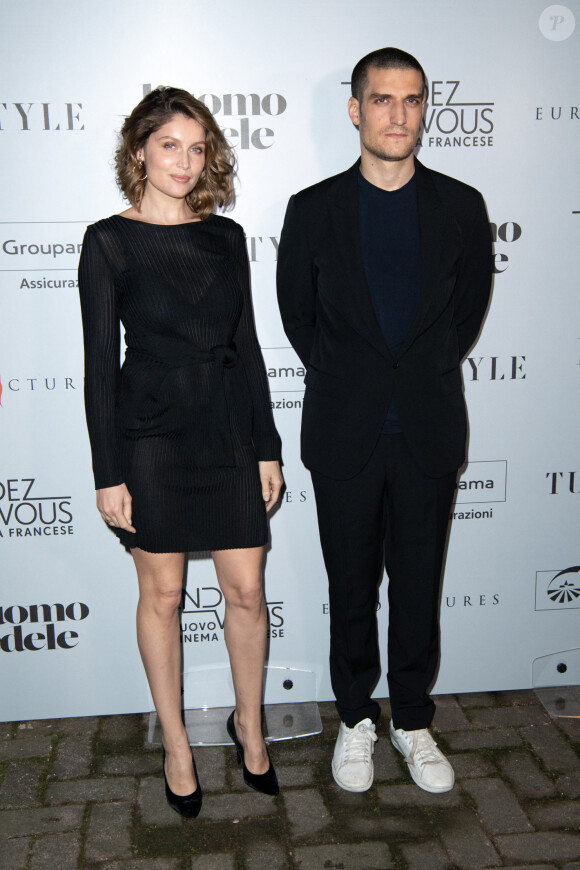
[390,721,454,793]
[332,718,378,792]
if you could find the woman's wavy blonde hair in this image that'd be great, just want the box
[115,86,235,220]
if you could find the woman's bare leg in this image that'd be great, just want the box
[212,546,269,774]
[132,548,197,795]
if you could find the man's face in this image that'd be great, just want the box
[348,66,425,163]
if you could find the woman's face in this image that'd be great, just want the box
[136,113,206,202]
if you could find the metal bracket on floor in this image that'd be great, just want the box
[532,648,580,718]
[147,701,323,746]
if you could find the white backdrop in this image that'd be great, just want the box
[1,0,579,721]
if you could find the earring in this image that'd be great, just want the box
[133,160,147,181]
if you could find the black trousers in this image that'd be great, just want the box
[311,433,457,731]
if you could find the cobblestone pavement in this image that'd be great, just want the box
[1,691,579,869]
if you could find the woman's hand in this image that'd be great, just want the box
[96,483,136,533]
[258,461,284,512]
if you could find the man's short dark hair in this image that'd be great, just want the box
[351,47,427,102]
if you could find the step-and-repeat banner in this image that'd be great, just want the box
[1,0,579,720]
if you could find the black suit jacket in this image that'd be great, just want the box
[276,158,493,480]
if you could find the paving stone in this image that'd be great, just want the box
[194,746,227,792]
[99,715,142,745]
[450,752,497,779]
[325,783,372,808]
[0,736,53,762]
[499,866,556,870]
[0,760,45,808]
[374,720,391,742]
[98,862,180,869]
[345,809,430,838]
[376,783,462,808]
[556,772,580,798]
[0,805,84,837]
[201,792,278,821]
[456,692,497,708]
[4,691,576,870]
[283,788,331,839]
[444,727,522,751]
[499,751,558,799]
[554,717,580,743]
[55,716,101,736]
[376,699,392,720]
[439,808,501,867]
[85,801,132,861]
[520,724,580,773]
[46,775,136,804]
[51,734,94,779]
[497,690,544,707]
[372,734,405,781]
[140,713,156,736]
[469,706,551,728]
[100,752,160,777]
[275,763,315,787]
[14,721,58,738]
[495,832,580,862]
[462,778,533,834]
[137,776,182,827]
[432,694,471,731]
[293,842,393,869]
[245,838,289,870]
[399,840,451,869]
[527,800,580,830]
[316,702,337,723]
[29,831,80,870]
[318,701,340,739]
[0,836,30,870]
[191,858,235,870]
[272,739,327,764]
[17,717,99,738]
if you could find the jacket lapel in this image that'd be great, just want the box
[326,158,450,361]
[327,161,392,360]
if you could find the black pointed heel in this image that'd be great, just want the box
[226,710,279,796]
[162,746,203,818]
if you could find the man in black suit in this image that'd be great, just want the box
[277,47,492,793]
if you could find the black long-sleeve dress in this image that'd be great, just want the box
[78,214,281,553]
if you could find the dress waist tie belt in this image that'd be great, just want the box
[125,344,243,468]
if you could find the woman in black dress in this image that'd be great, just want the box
[78,87,283,817]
